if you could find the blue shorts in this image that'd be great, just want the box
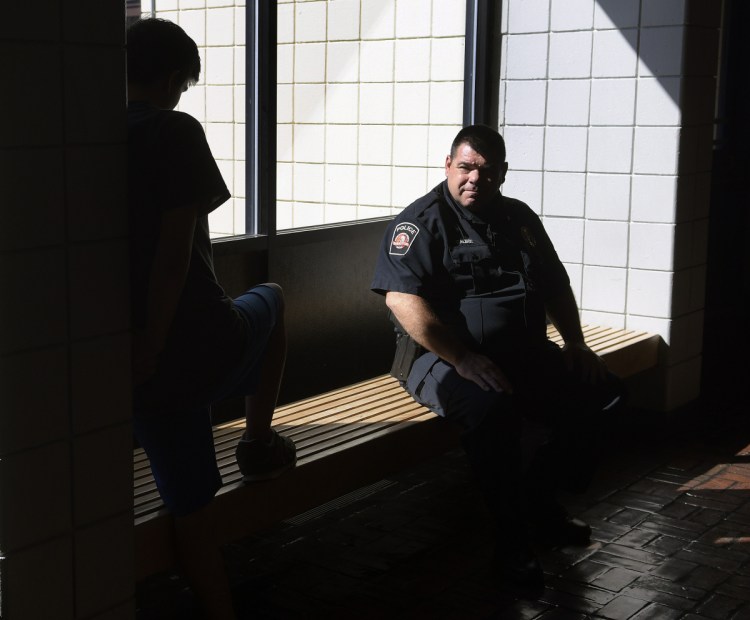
[133,284,282,516]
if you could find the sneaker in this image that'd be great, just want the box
[236,429,297,482]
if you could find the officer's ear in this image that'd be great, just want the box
[500,161,509,184]
[445,155,452,176]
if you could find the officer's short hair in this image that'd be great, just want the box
[127,18,201,86]
[450,124,506,164]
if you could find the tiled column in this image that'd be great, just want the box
[499,0,721,410]
[1,2,133,618]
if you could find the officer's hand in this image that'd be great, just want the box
[562,342,607,384]
[454,351,514,394]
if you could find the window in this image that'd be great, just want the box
[145,0,472,238]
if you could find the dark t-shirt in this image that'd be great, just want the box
[371,181,570,354]
[128,102,246,411]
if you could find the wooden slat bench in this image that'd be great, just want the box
[134,324,660,580]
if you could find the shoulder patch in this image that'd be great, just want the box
[389,222,420,256]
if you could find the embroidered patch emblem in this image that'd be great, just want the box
[520,226,537,248]
[389,222,420,256]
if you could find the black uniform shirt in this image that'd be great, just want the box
[372,181,570,354]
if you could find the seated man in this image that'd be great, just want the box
[371,124,623,591]
[127,18,295,619]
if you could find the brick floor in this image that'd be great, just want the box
[136,386,750,619]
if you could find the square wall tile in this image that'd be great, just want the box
[358,165,392,206]
[564,262,583,302]
[71,334,131,434]
[277,162,293,199]
[546,79,590,126]
[502,170,543,212]
[178,10,206,46]
[293,123,325,162]
[205,46,234,84]
[507,0,550,33]
[360,0,395,39]
[636,77,681,126]
[206,7,235,45]
[295,0,326,42]
[394,83,430,124]
[629,222,675,271]
[325,124,358,164]
[0,441,71,551]
[328,0,360,40]
[278,44,294,83]
[294,42,327,83]
[205,85,234,122]
[429,82,464,124]
[504,126,545,170]
[1,43,63,147]
[392,166,429,208]
[360,84,394,124]
[590,78,636,126]
[626,315,671,344]
[324,203,358,224]
[64,45,127,144]
[587,126,633,174]
[295,84,326,123]
[0,148,65,250]
[68,241,130,341]
[432,0,466,37]
[543,216,584,264]
[325,83,358,123]
[2,537,74,620]
[358,125,392,165]
[67,145,128,242]
[0,249,67,354]
[292,201,325,227]
[75,515,134,619]
[178,84,206,123]
[641,0,686,26]
[395,39,431,82]
[594,0,640,29]
[293,163,325,202]
[0,347,68,455]
[327,41,360,82]
[207,121,236,160]
[549,32,593,78]
[551,0,594,31]
[631,174,677,222]
[396,0,432,38]
[74,424,133,526]
[592,29,638,77]
[278,2,295,43]
[585,173,631,220]
[431,37,466,82]
[544,126,588,172]
[505,33,549,79]
[276,201,293,229]
[325,164,358,204]
[542,172,585,217]
[627,269,673,317]
[638,26,684,77]
[633,127,680,175]
[393,125,429,167]
[428,124,462,168]
[360,40,395,83]
[504,80,547,125]
[581,310,625,329]
[583,220,629,267]
[582,265,627,313]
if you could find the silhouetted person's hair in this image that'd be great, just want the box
[127,18,201,86]
[450,124,506,163]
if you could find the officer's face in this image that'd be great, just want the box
[445,143,507,213]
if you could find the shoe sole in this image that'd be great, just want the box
[240,457,298,483]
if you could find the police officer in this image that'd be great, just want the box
[371,124,623,591]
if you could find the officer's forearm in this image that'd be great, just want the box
[545,286,585,345]
[385,291,470,366]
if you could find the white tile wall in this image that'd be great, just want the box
[627,269,673,317]
[544,216,584,263]
[629,222,675,271]
[550,0,594,31]
[594,0,640,29]
[590,78,636,126]
[638,27,684,77]
[395,39,430,82]
[545,126,588,172]
[633,127,680,175]
[546,79,590,126]
[549,32,592,79]
[631,174,677,222]
[582,265,627,313]
[507,0,550,34]
[505,33,549,79]
[636,77,681,126]
[585,174,631,221]
[396,0,432,38]
[587,127,633,173]
[583,220,629,267]
[542,172,585,217]
[592,29,638,77]
[328,0,360,40]
[503,125,545,170]
[504,80,547,125]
